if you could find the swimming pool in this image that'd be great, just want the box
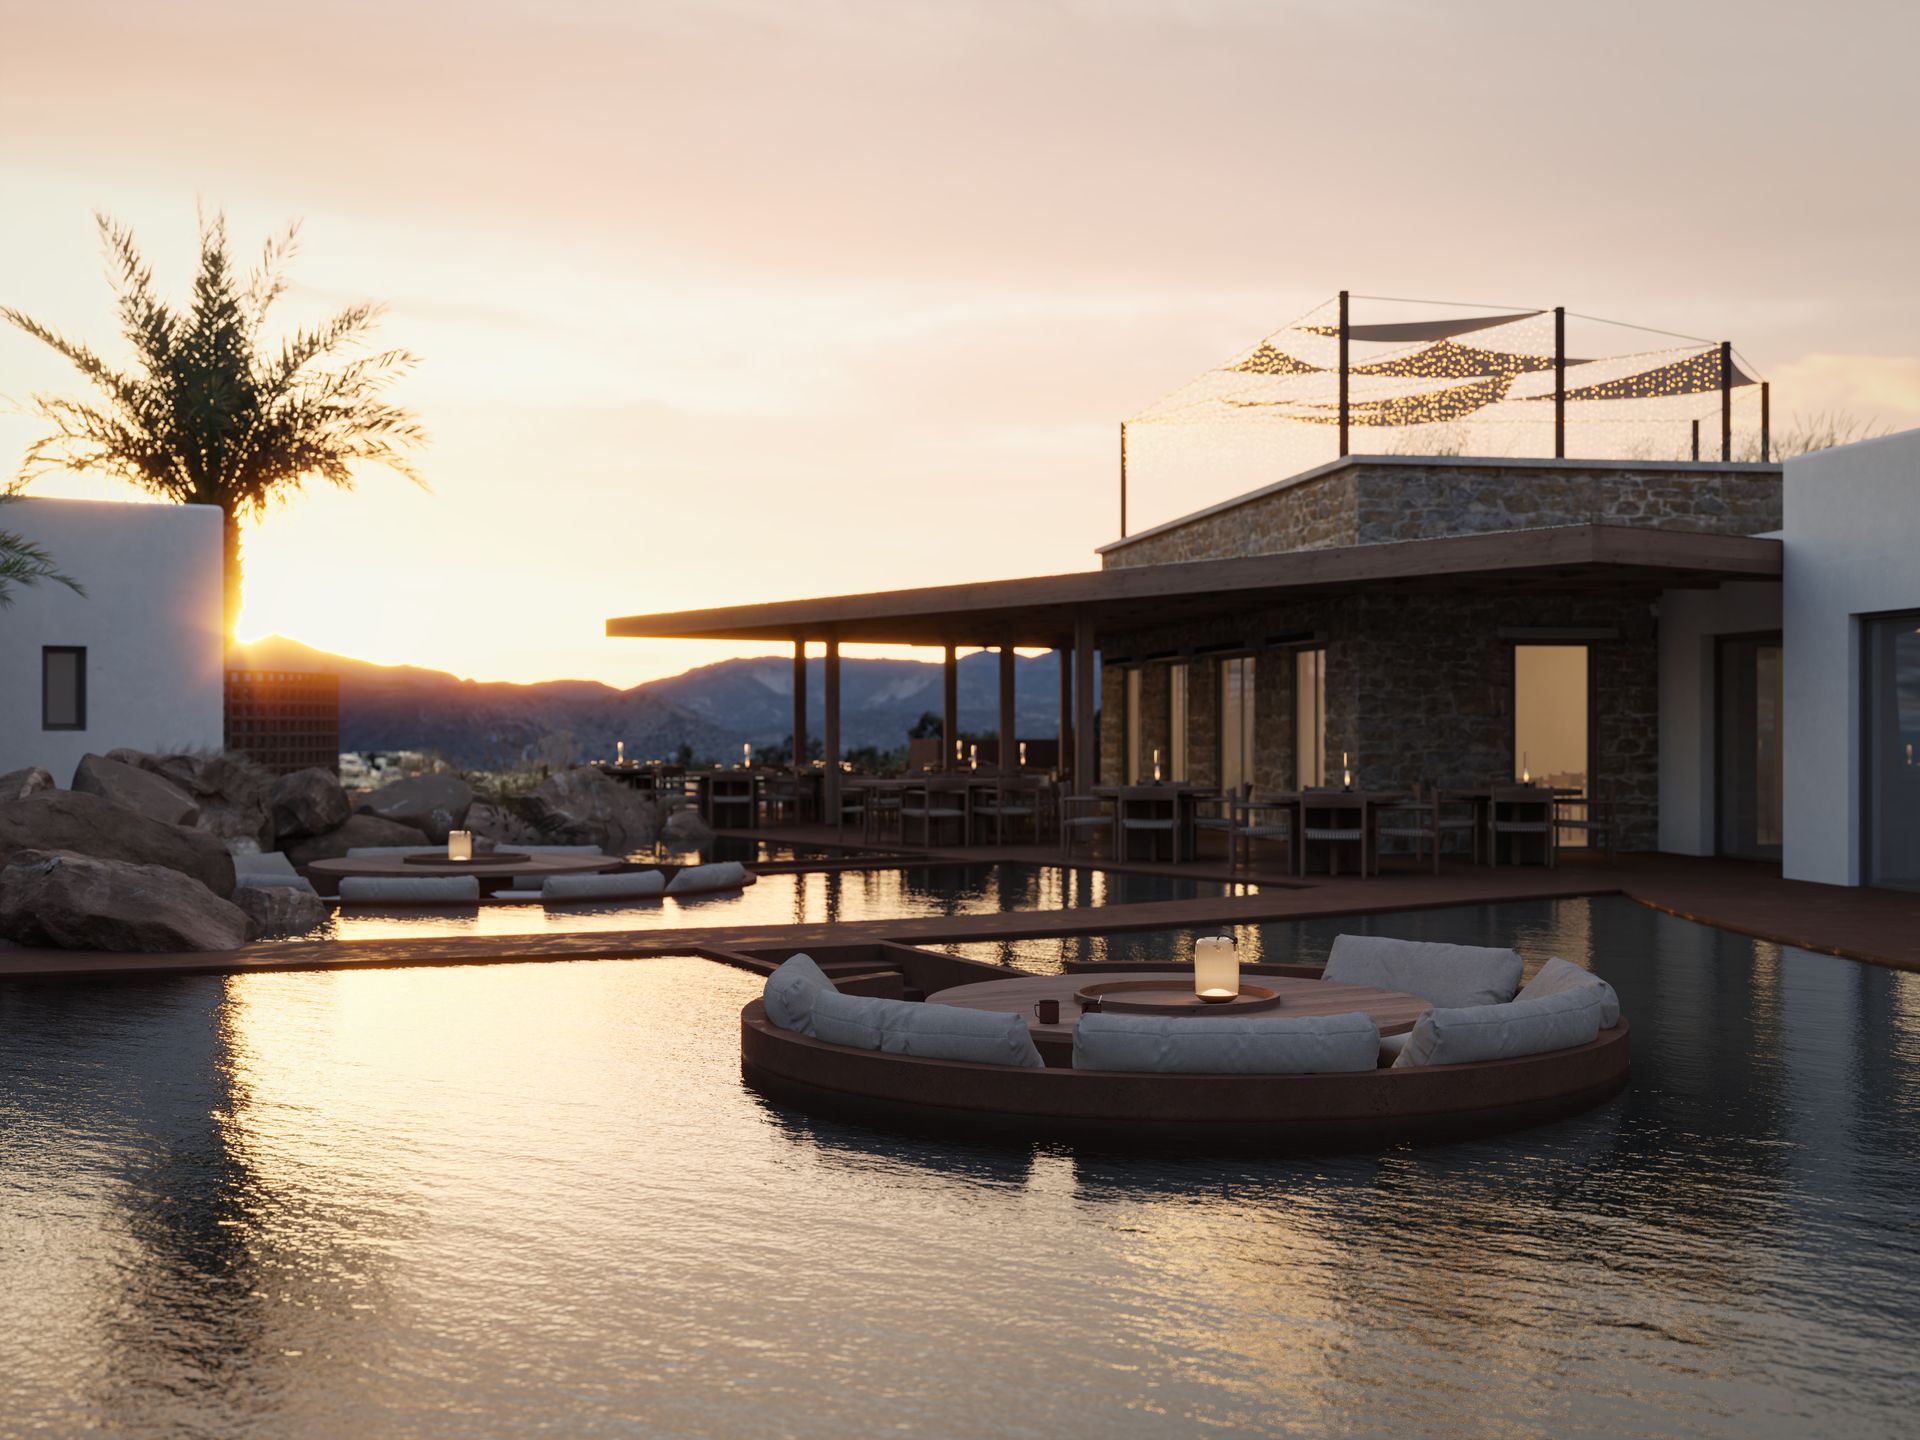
[2,896,1916,1437]
[320,862,1252,940]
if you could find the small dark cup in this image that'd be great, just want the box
[1034,999,1061,1025]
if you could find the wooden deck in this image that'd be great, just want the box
[2,833,1917,982]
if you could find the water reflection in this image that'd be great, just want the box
[3,904,1918,1437]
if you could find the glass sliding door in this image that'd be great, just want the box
[1866,614,1920,890]
[1294,648,1325,789]
[1168,662,1189,781]
[1717,634,1783,860]
[1514,646,1589,846]
[1124,668,1144,784]
[1218,656,1256,796]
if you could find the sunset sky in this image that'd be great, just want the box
[3,0,1916,687]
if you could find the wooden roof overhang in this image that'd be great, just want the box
[605,524,1782,648]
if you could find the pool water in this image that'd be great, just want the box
[3,896,1917,1438]
[322,862,1250,940]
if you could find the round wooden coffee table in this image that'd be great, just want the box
[927,969,1433,1048]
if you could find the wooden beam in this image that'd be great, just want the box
[1073,614,1097,793]
[942,644,959,769]
[999,644,1016,772]
[791,641,806,769]
[823,639,840,817]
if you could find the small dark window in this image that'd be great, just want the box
[42,646,86,730]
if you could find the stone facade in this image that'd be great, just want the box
[1101,588,1661,850]
[1100,457,1782,569]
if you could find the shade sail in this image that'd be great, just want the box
[1353,340,1581,379]
[1228,342,1321,375]
[1532,349,1758,403]
[1296,311,1540,343]
[1230,373,1517,426]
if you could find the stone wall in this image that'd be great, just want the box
[1099,587,1662,850]
[1101,458,1782,569]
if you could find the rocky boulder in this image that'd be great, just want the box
[72,753,201,828]
[233,884,330,942]
[280,812,433,867]
[467,800,538,847]
[356,774,474,844]
[270,767,351,840]
[108,749,274,852]
[661,807,714,849]
[0,766,56,802]
[0,849,248,953]
[0,789,237,898]
[520,767,657,850]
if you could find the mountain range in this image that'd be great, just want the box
[229,636,1077,769]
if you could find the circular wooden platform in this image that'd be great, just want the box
[305,853,619,881]
[740,998,1630,1155]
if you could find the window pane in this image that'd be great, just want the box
[1295,649,1325,789]
[1219,657,1255,794]
[42,648,84,729]
[1515,645,1587,843]
[1867,615,1920,890]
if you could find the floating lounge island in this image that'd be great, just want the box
[741,939,1630,1154]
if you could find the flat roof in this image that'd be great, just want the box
[605,523,1782,647]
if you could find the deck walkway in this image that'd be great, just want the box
[2,837,1917,981]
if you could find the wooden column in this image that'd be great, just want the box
[823,639,840,818]
[791,640,806,769]
[1761,381,1771,463]
[943,644,959,768]
[1720,341,1733,462]
[1073,614,1096,792]
[1057,643,1073,779]
[999,644,1016,771]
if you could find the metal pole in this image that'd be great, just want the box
[1553,306,1566,459]
[1337,289,1351,458]
[1720,341,1732,462]
[1691,419,1700,462]
[1118,422,1128,538]
[1761,381,1772,463]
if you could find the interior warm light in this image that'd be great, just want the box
[447,830,473,861]
[1194,935,1239,998]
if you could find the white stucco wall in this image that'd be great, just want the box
[0,497,224,781]
[1781,429,1920,886]
[1657,581,1782,856]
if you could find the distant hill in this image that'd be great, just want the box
[228,637,1072,768]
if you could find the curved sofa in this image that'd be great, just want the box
[741,942,1631,1154]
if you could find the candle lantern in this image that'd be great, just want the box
[743,742,752,769]
[1193,934,1239,1000]
[1341,751,1352,791]
[447,830,473,861]
[1152,747,1162,783]
[616,740,625,765]
[1521,750,1531,784]
[969,743,978,771]
[1019,741,1028,767]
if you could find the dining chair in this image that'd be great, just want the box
[902,780,968,847]
[1553,779,1617,864]
[1232,796,1295,872]
[1489,784,1556,868]
[1060,793,1114,860]
[836,784,868,842]
[1300,791,1368,877]
[1117,789,1180,863]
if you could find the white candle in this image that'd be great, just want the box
[1152,748,1161,783]
[1193,935,1239,998]
[1019,741,1027,767]
[969,743,978,771]
[743,742,752,768]
[616,740,625,764]
[447,830,473,861]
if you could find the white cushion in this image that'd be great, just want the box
[1325,934,1523,1008]
[337,876,480,904]
[1516,956,1621,1028]
[1391,988,1604,1069]
[810,991,1044,1068]
[665,861,748,895]
[541,870,666,902]
[1073,1011,1379,1075]
[1377,1031,1411,1065]
[763,953,835,1036]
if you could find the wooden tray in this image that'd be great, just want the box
[1073,979,1284,1016]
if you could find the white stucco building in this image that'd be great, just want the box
[0,497,224,781]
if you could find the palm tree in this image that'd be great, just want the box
[0,490,83,607]
[3,212,426,637]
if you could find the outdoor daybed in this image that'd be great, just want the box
[741,946,1630,1153]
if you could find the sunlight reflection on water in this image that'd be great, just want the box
[2,897,1917,1438]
